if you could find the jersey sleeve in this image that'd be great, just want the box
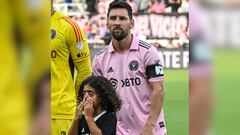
[144,46,164,82]
[65,19,92,92]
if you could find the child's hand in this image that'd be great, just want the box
[83,97,94,119]
[74,98,87,121]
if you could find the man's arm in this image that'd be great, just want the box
[74,54,92,91]
[147,81,164,126]
[140,81,164,135]
[141,45,165,135]
[65,19,92,91]
[72,28,92,91]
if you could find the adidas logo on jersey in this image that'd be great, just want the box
[107,67,114,73]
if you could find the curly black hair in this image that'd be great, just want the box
[78,76,122,113]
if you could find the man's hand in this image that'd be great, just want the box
[84,98,94,119]
[140,123,155,135]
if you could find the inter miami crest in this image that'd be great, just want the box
[51,28,56,39]
[129,60,139,71]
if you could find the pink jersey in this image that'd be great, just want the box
[92,35,166,135]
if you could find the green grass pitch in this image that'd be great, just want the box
[164,69,188,135]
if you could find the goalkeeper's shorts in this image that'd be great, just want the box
[51,118,73,135]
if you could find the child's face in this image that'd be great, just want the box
[83,84,101,109]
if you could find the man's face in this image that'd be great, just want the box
[107,8,134,41]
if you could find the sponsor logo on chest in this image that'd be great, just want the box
[107,59,142,89]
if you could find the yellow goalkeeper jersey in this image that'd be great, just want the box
[51,11,92,119]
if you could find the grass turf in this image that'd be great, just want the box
[163,69,189,135]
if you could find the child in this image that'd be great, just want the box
[68,76,122,135]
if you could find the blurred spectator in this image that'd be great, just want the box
[64,0,73,11]
[166,38,174,48]
[134,0,141,7]
[127,0,138,13]
[72,14,89,28]
[167,0,181,13]
[97,0,107,14]
[101,33,112,45]
[153,41,164,48]
[178,26,189,49]
[163,0,170,8]
[97,0,113,15]
[86,0,98,14]
[91,23,99,39]
[178,0,189,13]
[138,0,149,13]
[150,0,165,13]
[166,38,180,48]
[85,22,94,39]
[64,0,72,3]
[98,17,108,39]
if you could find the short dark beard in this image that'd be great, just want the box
[112,31,128,41]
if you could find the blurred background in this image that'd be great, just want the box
[189,0,240,135]
[0,0,50,135]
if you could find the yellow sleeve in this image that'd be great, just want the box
[64,18,92,92]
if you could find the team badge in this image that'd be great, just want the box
[76,41,84,50]
[51,28,56,39]
[129,60,139,71]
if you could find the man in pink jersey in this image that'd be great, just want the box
[92,0,166,135]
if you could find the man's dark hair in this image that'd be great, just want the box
[107,0,133,20]
[78,76,122,113]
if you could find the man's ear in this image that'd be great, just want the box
[130,19,134,29]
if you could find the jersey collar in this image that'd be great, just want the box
[94,110,107,122]
[108,34,139,53]
[51,11,64,20]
